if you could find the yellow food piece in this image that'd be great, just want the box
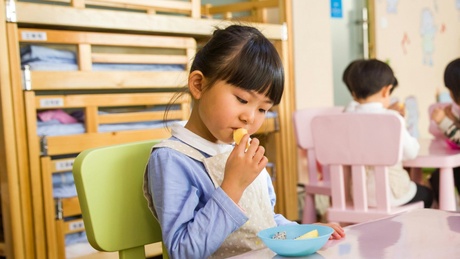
[233,128,250,148]
[294,229,319,240]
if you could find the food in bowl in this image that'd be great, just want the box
[272,229,319,240]
[295,229,319,240]
[257,224,333,257]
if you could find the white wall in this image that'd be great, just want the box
[291,0,334,109]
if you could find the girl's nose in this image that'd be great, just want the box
[240,109,255,124]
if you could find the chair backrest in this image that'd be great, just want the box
[428,102,451,138]
[73,139,163,259]
[311,113,408,222]
[293,107,344,184]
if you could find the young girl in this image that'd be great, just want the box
[345,59,433,208]
[429,57,460,203]
[143,25,345,258]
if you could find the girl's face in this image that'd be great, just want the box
[187,79,274,143]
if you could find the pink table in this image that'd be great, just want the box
[230,209,460,258]
[403,138,460,211]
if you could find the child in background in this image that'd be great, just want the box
[143,25,345,258]
[429,57,460,202]
[342,59,362,112]
[343,59,405,116]
[345,59,433,208]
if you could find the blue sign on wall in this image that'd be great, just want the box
[331,0,343,18]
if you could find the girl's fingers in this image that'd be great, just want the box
[254,149,268,168]
[257,156,268,168]
[246,137,259,153]
[235,134,250,152]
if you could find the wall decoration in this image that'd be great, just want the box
[457,0,460,20]
[420,8,436,66]
[401,32,410,55]
[405,96,420,138]
[387,0,399,13]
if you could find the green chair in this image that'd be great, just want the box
[73,139,168,259]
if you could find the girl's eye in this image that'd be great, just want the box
[259,109,267,114]
[237,96,248,104]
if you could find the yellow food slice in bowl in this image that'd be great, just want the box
[294,229,319,240]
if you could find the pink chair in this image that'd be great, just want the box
[311,113,423,224]
[293,107,344,223]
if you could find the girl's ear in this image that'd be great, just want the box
[382,84,392,98]
[351,91,357,99]
[188,71,205,99]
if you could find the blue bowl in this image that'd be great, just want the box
[257,224,333,257]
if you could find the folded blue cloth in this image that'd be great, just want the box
[65,231,88,246]
[21,45,76,65]
[52,171,77,198]
[21,44,185,71]
[93,63,184,71]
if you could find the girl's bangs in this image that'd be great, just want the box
[224,45,284,104]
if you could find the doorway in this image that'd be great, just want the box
[331,0,368,106]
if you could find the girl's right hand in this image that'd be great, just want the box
[431,107,446,124]
[221,134,268,203]
[388,102,405,117]
[444,105,456,121]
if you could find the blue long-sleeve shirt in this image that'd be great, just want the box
[145,125,293,258]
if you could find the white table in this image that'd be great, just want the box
[403,138,460,211]
[230,209,460,258]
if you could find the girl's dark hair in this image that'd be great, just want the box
[347,59,395,100]
[191,24,284,105]
[444,58,460,103]
[390,77,398,94]
[342,59,364,93]
[164,25,284,122]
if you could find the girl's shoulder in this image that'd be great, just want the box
[151,138,205,163]
[149,141,198,173]
[151,139,188,157]
[148,139,207,180]
[153,138,184,150]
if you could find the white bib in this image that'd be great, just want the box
[144,140,276,258]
